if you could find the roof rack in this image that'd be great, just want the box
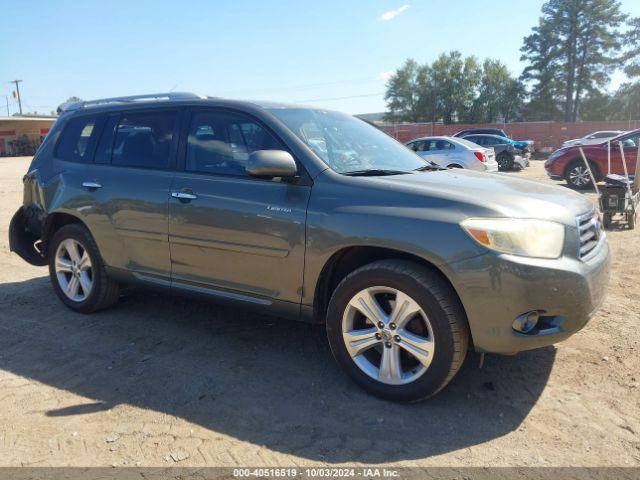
[57,92,204,113]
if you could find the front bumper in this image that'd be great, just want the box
[514,155,528,169]
[447,240,611,354]
[545,166,563,180]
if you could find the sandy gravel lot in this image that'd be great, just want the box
[0,156,638,468]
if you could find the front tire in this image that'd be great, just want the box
[564,160,594,189]
[326,260,469,402]
[48,224,120,313]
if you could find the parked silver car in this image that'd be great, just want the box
[562,131,624,148]
[406,136,499,172]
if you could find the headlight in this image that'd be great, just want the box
[461,218,565,259]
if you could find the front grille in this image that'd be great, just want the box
[577,211,602,260]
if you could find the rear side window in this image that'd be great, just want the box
[186,110,284,176]
[111,110,178,169]
[429,140,454,151]
[55,115,103,162]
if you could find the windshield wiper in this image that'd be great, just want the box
[414,164,446,171]
[342,169,411,177]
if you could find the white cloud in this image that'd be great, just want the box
[378,71,395,81]
[380,4,410,21]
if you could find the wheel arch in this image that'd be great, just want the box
[563,157,602,180]
[313,246,469,331]
[42,211,91,256]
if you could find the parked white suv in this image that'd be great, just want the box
[406,136,499,172]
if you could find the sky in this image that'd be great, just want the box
[2,0,640,116]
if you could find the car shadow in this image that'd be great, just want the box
[0,276,556,463]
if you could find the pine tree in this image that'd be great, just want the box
[521,0,626,122]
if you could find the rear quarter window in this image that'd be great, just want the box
[55,115,104,162]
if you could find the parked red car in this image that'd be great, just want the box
[545,129,640,189]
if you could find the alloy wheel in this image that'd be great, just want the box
[54,239,93,302]
[342,286,435,385]
[569,165,591,187]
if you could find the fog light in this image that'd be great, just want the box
[513,311,540,333]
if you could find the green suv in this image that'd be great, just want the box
[9,93,610,402]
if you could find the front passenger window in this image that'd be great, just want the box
[186,111,284,176]
[409,141,423,152]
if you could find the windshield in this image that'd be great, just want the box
[589,131,620,138]
[608,129,640,145]
[268,108,431,174]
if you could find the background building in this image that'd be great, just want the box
[0,116,56,156]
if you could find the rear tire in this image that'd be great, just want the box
[325,260,469,402]
[48,224,120,313]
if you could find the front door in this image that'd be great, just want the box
[168,108,310,305]
[615,135,640,175]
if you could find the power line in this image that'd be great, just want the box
[295,92,384,103]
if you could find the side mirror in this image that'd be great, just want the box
[246,150,297,178]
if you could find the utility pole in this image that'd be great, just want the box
[8,79,23,115]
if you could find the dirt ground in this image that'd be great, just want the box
[0,156,638,468]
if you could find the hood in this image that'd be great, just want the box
[565,137,611,147]
[367,169,594,226]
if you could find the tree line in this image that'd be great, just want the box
[384,0,640,124]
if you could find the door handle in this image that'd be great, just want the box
[82,181,102,190]
[171,191,198,200]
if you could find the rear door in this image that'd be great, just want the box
[85,108,181,279]
[418,140,451,166]
[168,108,310,306]
[410,140,444,166]
[431,139,455,165]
